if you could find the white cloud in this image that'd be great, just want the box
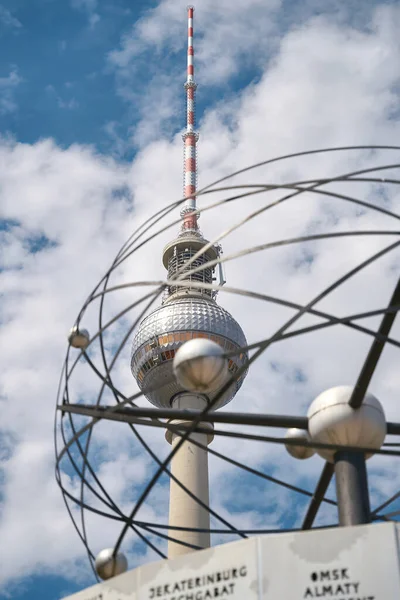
[0,5,22,31]
[107,0,397,146]
[109,0,282,83]
[0,68,22,114]
[45,84,79,110]
[1,1,400,594]
[71,0,98,12]
[58,97,79,110]
[71,0,100,28]
[108,0,284,146]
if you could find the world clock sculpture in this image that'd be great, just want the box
[56,6,400,587]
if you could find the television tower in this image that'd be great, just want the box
[130,6,248,558]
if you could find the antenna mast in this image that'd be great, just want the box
[181,5,199,232]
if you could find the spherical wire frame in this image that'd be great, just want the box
[55,146,400,580]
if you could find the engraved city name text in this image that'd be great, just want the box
[303,568,375,600]
[148,565,248,600]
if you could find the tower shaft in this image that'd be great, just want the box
[166,394,213,557]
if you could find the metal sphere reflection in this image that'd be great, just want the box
[68,326,90,350]
[173,338,228,393]
[284,428,315,460]
[95,548,128,580]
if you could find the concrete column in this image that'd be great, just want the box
[165,393,213,558]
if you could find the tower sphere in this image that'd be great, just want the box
[95,548,128,580]
[307,385,387,462]
[173,338,228,393]
[284,428,315,460]
[131,296,247,409]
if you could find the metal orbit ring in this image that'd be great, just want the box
[55,145,400,580]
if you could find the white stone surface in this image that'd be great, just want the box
[62,523,400,600]
[260,521,400,599]
[138,537,259,600]
[62,565,138,599]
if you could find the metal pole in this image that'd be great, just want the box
[302,463,335,529]
[58,403,400,435]
[303,278,400,529]
[334,279,400,525]
[334,450,370,526]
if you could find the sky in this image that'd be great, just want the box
[1,0,400,598]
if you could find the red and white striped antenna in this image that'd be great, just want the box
[181,5,199,232]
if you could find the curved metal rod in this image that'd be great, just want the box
[59,401,336,507]
[371,490,400,516]
[197,178,400,222]
[59,357,244,548]
[56,347,100,577]
[79,264,164,565]
[168,423,400,457]
[115,145,400,270]
[113,149,400,273]
[57,290,165,565]
[136,522,203,551]
[82,240,400,365]
[169,231,400,283]
[112,229,400,554]
[75,291,246,541]
[272,305,400,347]
[57,409,400,549]
[57,276,398,548]
[302,276,400,528]
[111,164,400,276]
[56,146,400,563]
[57,234,400,478]
[58,232,400,556]
[57,283,399,478]
[63,287,162,386]
[195,146,400,194]
[55,466,167,561]
[91,251,252,543]
[63,169,397,390]
[373,509,400,519]
[76,362,248,540]
[55,368,98,565]
[66,406,400,458]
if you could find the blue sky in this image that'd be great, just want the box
[0,0,145,152]
[0,0,261,155]
[1,0,400,599]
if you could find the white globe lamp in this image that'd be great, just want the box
[307,385,386,462]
